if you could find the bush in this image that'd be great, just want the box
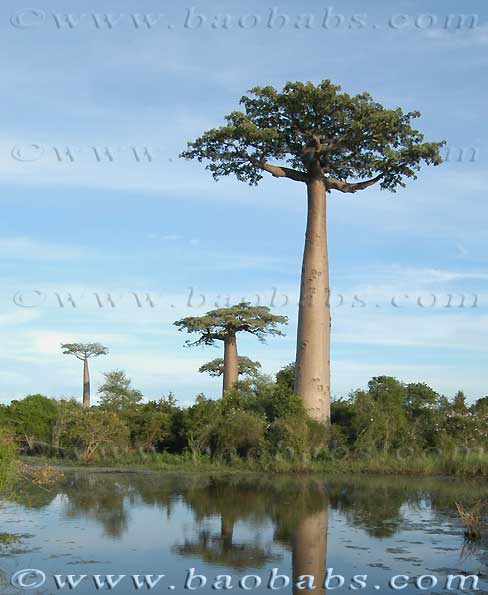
[268,415,309,458]
[268,415,328,460]
[2,365,488,477]
[210,409,266,460]
[8,394,59,451]
[68,409,130,462]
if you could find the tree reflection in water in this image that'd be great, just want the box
[5,470,488,590]
[173,477,329,594]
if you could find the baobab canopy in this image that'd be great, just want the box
[174,302,287,347]
[175,302,287,396]
[199,356,261,378]
[180,80,444,191]
[61,343,109,360]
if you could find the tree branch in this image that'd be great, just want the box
[325,174,383,193]
[250,157,307,182]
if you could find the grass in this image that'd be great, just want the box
[455,502,484,540]
[19,448,488,478]
[455,495,488,541]
[0,430,17,496]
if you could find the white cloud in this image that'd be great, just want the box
[30,331,68,355]
[0,309,39,326]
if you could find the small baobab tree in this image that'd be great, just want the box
[175,302,286,396]
[181,80,444,428]
[199,356,261,390]
[61,342,109,408]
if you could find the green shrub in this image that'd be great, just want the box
[210,409,266,459]
[268,415,309,458]
[9,394,59,451]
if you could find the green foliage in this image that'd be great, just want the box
[181,394,266,460]
[331,398,357,446]
[175,302,287,346]
[452,390,469,413]
[473,396,488,416]
[262,380,304,423]
[405,382,440,414]
[68,408,130,462]
[2,365,487,475]
[131,395,178,451]
[181,80,444,191]
[403,383,442,448]
[52,398,82,449]
[439,413,486,450]
[8,394,59,450]
[259,363,304,422]
[199,356,261,378]
[274,363,295,393]
[351,377,408,452]
[183,394,220,460]
[226,367,304,423]
[0,404,9,428]
[98,370,143,411]
[60,342,109,360]
[210,409,266,459]
[268,415,310,457]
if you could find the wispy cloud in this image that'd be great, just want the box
[0,236,85,261]
[0,309,39,326]
[375,265,488,284]
[147,232,200,246]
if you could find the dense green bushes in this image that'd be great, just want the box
[8,394,58,450]
[331,376,488,455]
[1,368,487,475]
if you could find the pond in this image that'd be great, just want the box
[0,472,487,594]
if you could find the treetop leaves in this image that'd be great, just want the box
[181,79,445,192]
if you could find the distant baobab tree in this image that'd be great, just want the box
[175,302,286,396]
[61,342,109,408]
[181,80,444,429]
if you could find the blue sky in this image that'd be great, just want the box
[1,0,487,406]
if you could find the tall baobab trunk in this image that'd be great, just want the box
[294,178,331,425]
[83,357,90,408]
[292,507,328,595]
[222,334,239,395]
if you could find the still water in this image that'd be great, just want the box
[1,472,487,594]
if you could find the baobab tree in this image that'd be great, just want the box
[199,356,261,383]
[61,342,109,408]
[175,302,286,395]
[181,80,444,427]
